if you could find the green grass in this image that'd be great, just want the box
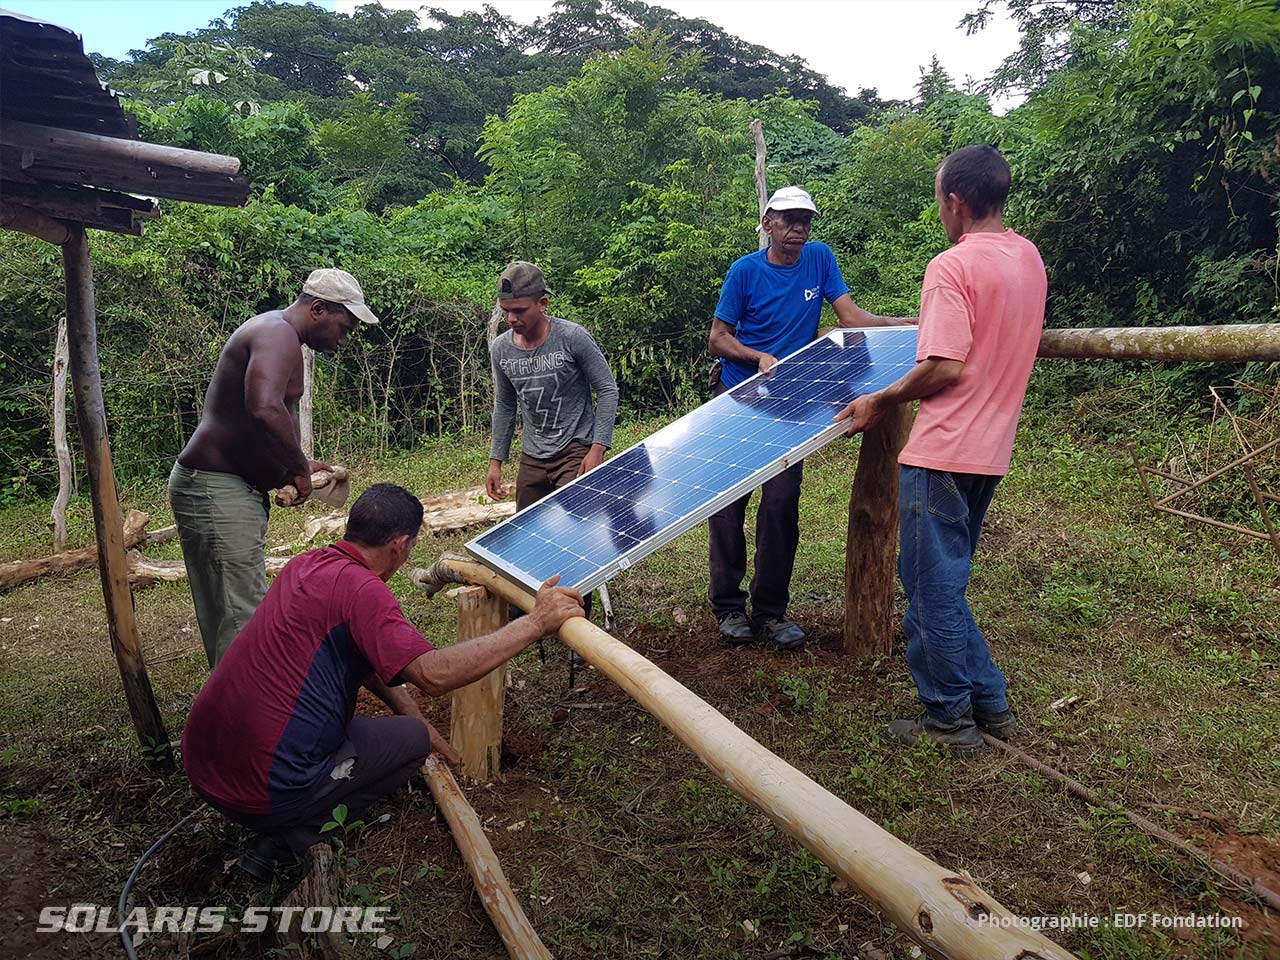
[1,393,1278,959]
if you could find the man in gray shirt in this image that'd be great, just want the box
[485,261,619,512]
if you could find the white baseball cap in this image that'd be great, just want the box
[763,186,819,216]
[302,268,379,325]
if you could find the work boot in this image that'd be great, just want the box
[717,611,754,647]
[754,617,806,652]
[887,711,988,756]
[974,707,1016,741]
[238,832,297,883]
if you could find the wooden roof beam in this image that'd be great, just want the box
[0,199,70,244]
[2,120,249,206]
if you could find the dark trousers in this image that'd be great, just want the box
[208,716,430,856]
[708,460,804,622]
[898,465,1008,723]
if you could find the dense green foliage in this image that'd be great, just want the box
[1,0,1277,500]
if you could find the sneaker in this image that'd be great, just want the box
[717,611,754,646]
[754,617,806,652]
[237,833,297,883]
[974,707,1016,740]
[887,711,988,756]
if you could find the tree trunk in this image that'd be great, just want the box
[751,118,767,251]
[450,586,508,783]
[423,757,552,960]
[1,509,150,592]
[422,559,1077,960]
[51,316,72,552]
[299,345,315,460]
[844,405,913,658]
[1038,324,1280,361]
[62,226,171,768]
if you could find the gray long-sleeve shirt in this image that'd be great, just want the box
[489,317,619,462]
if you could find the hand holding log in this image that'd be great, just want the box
[275,466,350,508]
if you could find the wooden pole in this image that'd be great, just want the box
[299,344,315,460]
[62,225,172,767]
[843,404,913,657]
[3,120,242,176]
[1038,324,1280,361]
[451,586,508,783]
[750,118,768,251]
[0,200,71,245]
[421,559,1076,960]
[51,316,72,552]
[423,756,552,959]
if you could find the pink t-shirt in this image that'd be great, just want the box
[899,229,1046,476]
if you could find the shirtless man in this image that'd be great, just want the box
[169,268,378,667]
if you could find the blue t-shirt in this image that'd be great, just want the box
[714,241,850,388]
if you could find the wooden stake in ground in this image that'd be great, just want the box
[62,225,171,767]
[276,843,349,959]
[450,586,508,783]
[844,404,913,657]
[51,316,72,552]
[418,558,1076,960]
[422,756,551,960]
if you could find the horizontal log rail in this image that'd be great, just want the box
[1038,324,1280,361]
[414,557,1075,960]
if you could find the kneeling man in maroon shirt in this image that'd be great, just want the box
[183,483,583,879]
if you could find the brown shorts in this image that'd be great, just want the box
[516,441,590,511]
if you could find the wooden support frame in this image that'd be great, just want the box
[843,403,912,656]
[418,558,1076,960]
[450,586,508,783]
[423,757,552,959]
[62,225,172,767]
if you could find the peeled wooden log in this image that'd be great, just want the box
[143,524,178,546]
[1038,324,1280,362]
[422,756,551,960]
[275,467,350,507]
[126,551,287,588]
[0,509,149,592]
[418,558,1075,960]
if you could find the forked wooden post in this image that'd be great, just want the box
[299,344,315,459]
[51,316,72,552]
[62,225,172,768]
[844,404,913,658]
[451,585,507,782]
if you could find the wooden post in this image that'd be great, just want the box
[299,344,315,460]
[424,559,1077,960]
[423,757,552,960]
[750,118,768,250]
[62,225,172,767]
[1038,323,1280,361]
[844,404,913,658]
[51,316,72,552]
[451,585,507,783]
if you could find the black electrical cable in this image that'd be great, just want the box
[117,808,203,959]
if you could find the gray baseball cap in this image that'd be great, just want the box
[497,261,548,300]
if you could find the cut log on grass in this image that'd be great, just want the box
[127,551,288,588]
[416,558,1076,960]
[422,756,552,960]
[0,509,149,592]
[275,843,349,959]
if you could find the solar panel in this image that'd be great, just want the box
[467,325,919,594]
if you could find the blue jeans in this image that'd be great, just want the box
[898,465,1008,723]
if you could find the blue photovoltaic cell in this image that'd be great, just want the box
[467,326,919,593]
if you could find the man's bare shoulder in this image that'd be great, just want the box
[233,310,295,343]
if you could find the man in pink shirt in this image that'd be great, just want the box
[835,145,1047,754]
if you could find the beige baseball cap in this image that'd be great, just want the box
[302,268,379,325]
[497,261,548,300]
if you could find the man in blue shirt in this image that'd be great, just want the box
[708,186,912,650]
